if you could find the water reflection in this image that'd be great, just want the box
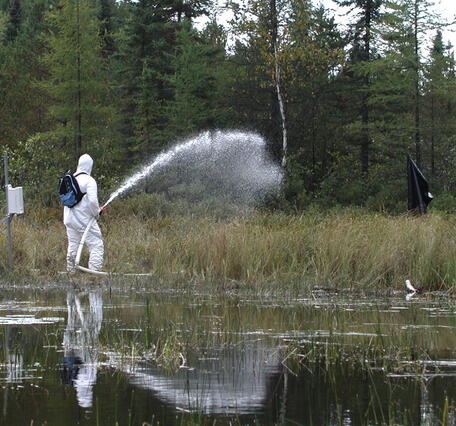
[62,290,103,410]
[3,326,24,384]
[116,343,282,414]
[2,326,24,420]
[61,290,283,416]
[2,289,456,424]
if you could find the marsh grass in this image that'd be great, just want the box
[2,200,456,290]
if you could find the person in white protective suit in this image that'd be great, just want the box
[64,154,104,272]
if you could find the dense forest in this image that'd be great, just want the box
[1,0,456,211]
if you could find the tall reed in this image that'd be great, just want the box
[2,203,456,290]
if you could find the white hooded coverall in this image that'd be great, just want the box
[64,154,104,272]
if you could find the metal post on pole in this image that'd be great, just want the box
[3,153,13,270]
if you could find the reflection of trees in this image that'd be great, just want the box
[62,290,103,409]
[110,343,282,415]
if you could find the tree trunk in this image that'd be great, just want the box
[76,0,82,156]
[268,0,282,163]
[361,95,369,175]
[274,47,287,168]
[269,0,287,167]
[430,94,435,175]
[413,0,421,166]
[360,2,372,176]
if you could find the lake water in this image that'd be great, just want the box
[1,282,456,425]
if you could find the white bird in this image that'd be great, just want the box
[405,279,422,294]
[406,279,416,292]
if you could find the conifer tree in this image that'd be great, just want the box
[5,0,21,42]
[335,0,382,176]
[378,0,441,166]
[0,0,50,148]
[229,0,290,165]
[167,21,222,137]
[43,0,113,157]
[285,3,345,183]
[423,31,456,179]
[173,0,210,22]
[115,0,176,160]
[115,0,210,163]
[98,0,115,58]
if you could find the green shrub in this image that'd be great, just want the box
[429,192,456,214]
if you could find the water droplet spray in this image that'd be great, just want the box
[103,130,283,208]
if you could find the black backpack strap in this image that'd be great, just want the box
[72,172,87,203]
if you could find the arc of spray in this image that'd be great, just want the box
[103,132,212,208]
[73,134,212,276]
[73,130,282,276]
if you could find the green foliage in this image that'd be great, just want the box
[167,21,223,137]
[0,11,7,42]
[5,0,21,42]
[334,0,382,174]
[1,0,455,214]
[364,182,405,214]
[429,192,456,214]
[422,30,456,182]
[42,0,115,157]
[113,0,175,162]
[7,131,120,205]
[0,0,50,149]
[319,155,366,206]
[9,132,71,205]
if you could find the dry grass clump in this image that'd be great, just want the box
[1,203,456,290]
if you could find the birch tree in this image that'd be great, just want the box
[230,0,290,166]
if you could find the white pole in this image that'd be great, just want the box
[74,217,108,276]
[3,153,12,270]
[74,217,95,267]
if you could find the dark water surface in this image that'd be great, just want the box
[1,284,456,425]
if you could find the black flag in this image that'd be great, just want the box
[407,156,433,214]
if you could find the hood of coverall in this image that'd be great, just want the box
[76,154,93,176]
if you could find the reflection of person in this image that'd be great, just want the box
[3,326,24,419]
[4,326,23,384]
[62,290,103,409]
[63,154,104,272]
